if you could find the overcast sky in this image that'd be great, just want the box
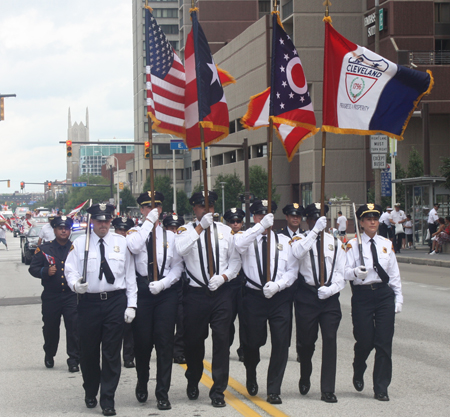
[0,0,133,194]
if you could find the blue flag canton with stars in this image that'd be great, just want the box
[271,18,311,117]
[145,10,174,79]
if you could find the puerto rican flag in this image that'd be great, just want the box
[0,214,13,231]
[67,200,88,218]
[184,9,229,149]
[322,18,434,140]
[144,6,186,138]
[241,12,319,161]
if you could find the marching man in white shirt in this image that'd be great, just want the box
[65,203,137,416]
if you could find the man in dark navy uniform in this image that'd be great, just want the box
[28,215,80,372]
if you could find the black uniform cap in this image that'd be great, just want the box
[304,203,329,218]
[223,207,245,223]
[356,203,383,219]
[189,190,218,206]
[282,203,304,216]
[51,216,74,228]
[112,217,135,231]
[163,213,185,229]
[250,199,277,215]
[136,191,165,207]
[87,203,115,220]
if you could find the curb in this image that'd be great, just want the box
[396,256,450,268]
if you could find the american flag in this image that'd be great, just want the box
[184,9,229,149]
[241,12,319,161]
[145,7,186,138]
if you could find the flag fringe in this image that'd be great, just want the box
[272,11,285,31]
[399,69,435,138]
[240,87,271,129]
[271,116,319,132]
[323,16,333,25]
[187,123,229,150]
[321,125,405,141]
[190,7,199,14]
[144,5,153,12]
[147,111,186,139]
[217,66,236,87]
[274,128,318,162]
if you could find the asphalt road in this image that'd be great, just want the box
[0,235,449,416]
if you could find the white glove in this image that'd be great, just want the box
[312,216,327,234]
[74,277,89,294]
[353,266,368,280]
[146,208,159,224]
[149,280,165,295]
[395,302,402,314]
[260,213,274,230]
[318,285,334,300]
[208,275,225,291]
[263,281,280,299]
[200,212,213,229]
[124,307,136,323]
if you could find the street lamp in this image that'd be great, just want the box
[109,155,120,216]
[220,182,226,216]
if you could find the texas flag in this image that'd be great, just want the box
[322,17,434,140]
[241,12,319,161]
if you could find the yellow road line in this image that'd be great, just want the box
[179,364,261,417]
[203,360,291,417]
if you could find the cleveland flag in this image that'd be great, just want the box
[184,9,229,149]
[322,17,433,140]
[242,12,319,161]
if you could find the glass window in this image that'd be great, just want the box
[153,8,178,18]
[169,40,179,50]
[435,3,450,23]
[301,183,313,208]
[160,25,178,35]
[229,120,236,134]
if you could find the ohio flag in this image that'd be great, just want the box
[322,17,434,140]
[242,12,319,161]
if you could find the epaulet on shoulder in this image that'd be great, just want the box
[380,236,390,242]
[289,235,302,245]
[127,229,138,235]
[177,226,187,235]
[34,246,41,254]
[69,244,75,252]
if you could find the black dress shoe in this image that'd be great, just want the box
[237,348,244,362]
[102,408,116,416]
[267,393,282,404]
[374,392,390,401]
[157,399,172,410]
[85,397,97,409]
[353,377,364,392]
[135,382,148,403]
[124,360,135,368]
[173,355,186,364]
[44,356,54,368]
[187,385,199,400]
[211,398,226,407]
[68,364,79,373]
[321,392,338,403]
[299,380,311,395]
[246,379,258,396]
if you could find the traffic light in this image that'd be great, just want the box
[144,141,150,159]
[47,181,52,190]
[20,181,25,190]
[66,140,73,157]
[0,98,4,121]
[7,180,10,188]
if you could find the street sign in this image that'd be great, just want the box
[370,135,388,154]
[170,140,188,151]
[372,154,387,169]
[381,170,392,197]
[72,182,87,187]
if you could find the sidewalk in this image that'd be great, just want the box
[395,245,450,268]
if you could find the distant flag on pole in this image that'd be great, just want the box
[67,200,88,218]
[144,6,186,138]
[184,8,229,149]
[241,12,319,161]
[0,214,13,231]
[322,17,434,140]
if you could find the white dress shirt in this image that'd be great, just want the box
[234,223,298,291]
[65,231,137,307]
[345,233,403,304]
[291,230,346,296]
[175,221,241,287]
[126,221,183,289]
[379,212,391,226]
[39,223,56,242]
[427,208,439,224]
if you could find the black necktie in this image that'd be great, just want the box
[370,238,389,283]
[99,238,115,284]
[262,236,267,285]
[147,232,154,279]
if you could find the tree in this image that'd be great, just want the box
[65,174,111,213]
[143,175,174,213]
[120,187,137,215]
[213,173,244,214]
[407,147,424,178]
[249,165,280,204]
[176,189,192,216]
[439,157,450,189]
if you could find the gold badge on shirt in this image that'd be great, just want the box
[383,247,387,253]
[218,233,224,240]
[114,246,120,253]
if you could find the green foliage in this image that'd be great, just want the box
[213,173,244,214]
[119,187,137,215]
[407,147,424,178]
[65,174,111,213]
[439,157,450,189]
[192,183,203,194]
[249,165,280,204]
[175,189,192,216]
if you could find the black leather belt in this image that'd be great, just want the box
[350,282,387,291]
[80,289,126,300]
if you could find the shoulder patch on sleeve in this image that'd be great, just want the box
[126,229,138,235]
[177,226,187,235]
[345,243,352,252]
[289,235,302,245]
[69,244,74,252]
[34,246,41,255]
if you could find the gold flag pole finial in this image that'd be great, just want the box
[323,0,331,17]
[273,0,277,12]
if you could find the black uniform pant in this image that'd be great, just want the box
[378,223,388,238]
[242,287,293,395]
[132,286,178,401]
[183,284,232,400]
[351,284,395,395]
[41,290,79,366]
[173,281,185,358]
[122,323,134,362]
[78,291,126,410]
[229,276,244,355]
[294,286,342,393]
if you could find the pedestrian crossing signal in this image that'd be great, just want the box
[66,140,72,157]
[144,141,150,159]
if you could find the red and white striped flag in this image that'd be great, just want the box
[0,214,13,231]
[67,200,88,218]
